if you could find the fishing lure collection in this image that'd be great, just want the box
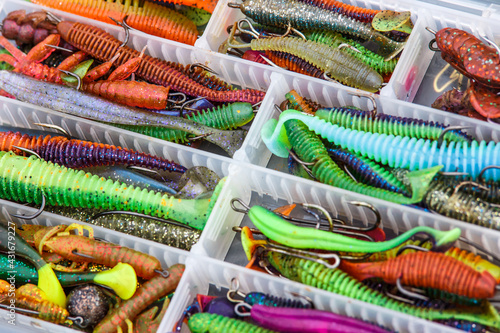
[0,1,498,333]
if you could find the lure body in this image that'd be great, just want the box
[94,263,184,333]
[266,252,500,328]
[249,37,383,92]
[244,292,311,308]
[339,252,497,299]
[0,151,220,229]
[188,313,277,333]
[247,205,460,252]
[283,119,441,204]
[56,21,265,103]
[15,284,69,325]
[149,0,218,14]
[0,131,186,173]
[285,89,322,114]
[249,304,390,333]
[315,108,472,143]
[0,71,246,157]
[31,0,198,45]
[235,0,405,60]
[298,0,378,23]
[263,51,325,79]
[261,110,500,180]
[436,28,500,89]
[1,10,58,45]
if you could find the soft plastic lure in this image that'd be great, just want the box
[229,0,406,60]
[266,251,500,328]
[0,131,187,173]
[237,37,383,92]
[149,0,218,14]
[284,90,322,114]
[296,0,379,23]
[0,151,224,229]
[284,119,439,204]
[0,222,65,307]
[30,0,199,45]
[188,312,277,333]
[315,108,472,143]
[305,30,398,75]
[261,110,500,180]
[0,254,136,299]
[0,71,246,157]
[245,304,390,333]
[246,205,461,253]
[339,251,497,299]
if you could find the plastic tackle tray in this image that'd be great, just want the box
[163,255,463,333]
[0,200,189,333]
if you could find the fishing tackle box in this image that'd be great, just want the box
[0,0,498,332]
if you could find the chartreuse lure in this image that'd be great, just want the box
[246,205,461,253]
[0,222,65,307]
[0,254,137,300]
[0,151,224,229]
[261,110,500,181]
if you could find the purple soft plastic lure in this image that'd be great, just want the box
[0,130,187,173]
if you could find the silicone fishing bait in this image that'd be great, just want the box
[284,90,322,114]
[0,130,187,173]
[0,151,222,229]
[14,284,70,325]
[1,10,59,46]
[261,110,500,180]
[0,222,65,307]
[246,205,460,252]
[149,0,218,14]
[434,28,500,89]
[188,312,277,333]
[339,251,497,299]
[265,251,500,328]
[297,0,379,23]
[242,292,312,308]
[55,21,266,103]
[235,37,383,92]
[0,71,246,157]
[315,108,472,143]
[0,254,137,299]
[243,304,390,333]
[326,147,408,195]
[305,30,398,75]
[31,0,199,45]
[229,0,406,60]
[261,51,325,79]
[283,119,440,204]
[94,263,184,333]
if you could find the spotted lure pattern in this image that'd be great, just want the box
[0,151,223,229]
[0,131,187,173]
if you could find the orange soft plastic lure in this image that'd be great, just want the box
[149,0,218,14]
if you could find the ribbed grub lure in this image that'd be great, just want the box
[284,119,441,204]
[339,251,497,299]
[266,252,500,328]
[229,0,406,60]
[0,131,187,173]
[0,71,246,157]
[0,151,223,229]
[261,110,500,181]
[246,205,461,252]
[188,312,277,333]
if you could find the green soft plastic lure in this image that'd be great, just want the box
[0,222,66,307]
[247,205,461,253]
[0,151,225,230]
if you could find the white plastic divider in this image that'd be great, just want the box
[0,199,190,333]
[195,161,500,266]
[0,97,238,258]
[162,254,461,333]
[0,0,283,161]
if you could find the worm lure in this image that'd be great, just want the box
[266,252,500,328]
[247,205,461,253]
[188,313,277,333]
[230,0,406,60]
[284,119,441,204]
[0,151,224,229]
[0,131,187,173]
[262,110,500,181]
[0,71,246,157]
[56,21,266,104]
[315,107,472,143]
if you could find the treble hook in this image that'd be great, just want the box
[9,195,46,220]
